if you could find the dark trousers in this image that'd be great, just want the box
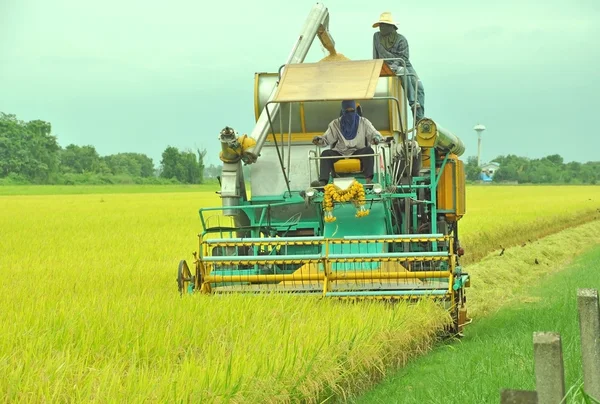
[319,147,374,182]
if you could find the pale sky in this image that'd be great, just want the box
[1,0,599,166]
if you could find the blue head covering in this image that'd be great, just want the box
[340,100,360,140]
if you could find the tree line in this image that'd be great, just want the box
[0,112,208,185]
[2,112,598,186]
[465,154,599,184]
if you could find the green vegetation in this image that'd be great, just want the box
[3,111,599,187]
[355,243,600,404]
[465,154,600,184]
[0,112,208,185]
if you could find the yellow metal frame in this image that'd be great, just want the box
[263,130,394,144]
[253,73,260,121]
[387,76,393,135]
[299,102,307,133]
[194,235,460,300]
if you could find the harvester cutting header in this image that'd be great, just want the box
[178,3,470,333]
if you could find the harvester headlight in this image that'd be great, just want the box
[372,183,383,194]
[305,187,316,198]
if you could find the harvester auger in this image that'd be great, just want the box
[177,3,471,334]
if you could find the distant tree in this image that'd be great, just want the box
[160,146,184,181]
[565,161,581,173]
[136,154,155,177]
[60,144,101,174]
[204,164,221,179]
[180,150,200,184]
[545,154,564,166]
[103,153,154,177]
[3,111,596,186]
[580,162,599,184]
[492,154,529,183]
[0,113,25,177]
[493,165,518,182]
[0,113,60,183]
[465,156,481,182]
[160,146,203,183]
[532,157,562,183]
[25,119,52,137]
[197,148,207,184]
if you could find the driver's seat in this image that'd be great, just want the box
[333,158,362,175]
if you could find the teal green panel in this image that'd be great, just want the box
[323,203,388,271]
[277,244,320,272]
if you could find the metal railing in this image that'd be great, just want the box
[306,146,388,186]
[197,234,459,298]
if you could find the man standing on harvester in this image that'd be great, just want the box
[311,100,384,187]
[372,12,425,123]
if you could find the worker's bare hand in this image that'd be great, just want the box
[312,136,321,145]
[372,135,384,145]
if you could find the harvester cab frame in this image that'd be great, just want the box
[177,3,471,335]
[265,59,403,196]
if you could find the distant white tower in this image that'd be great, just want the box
[473,124,486,166]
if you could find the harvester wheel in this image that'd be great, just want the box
[177,260,194,296]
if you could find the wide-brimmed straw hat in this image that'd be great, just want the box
[372,12,398,28]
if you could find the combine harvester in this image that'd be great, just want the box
[178,3,470,333]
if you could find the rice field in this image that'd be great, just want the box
[459,186,600,264]
[1,185,599,402]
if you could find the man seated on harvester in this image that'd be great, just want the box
[311,100,384,187]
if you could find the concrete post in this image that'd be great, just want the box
[500,389,538,404]
[533,332,565,404]
[577,288,600,401]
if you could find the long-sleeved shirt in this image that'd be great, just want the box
[372,32,415,75]
[315,117,381,156]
